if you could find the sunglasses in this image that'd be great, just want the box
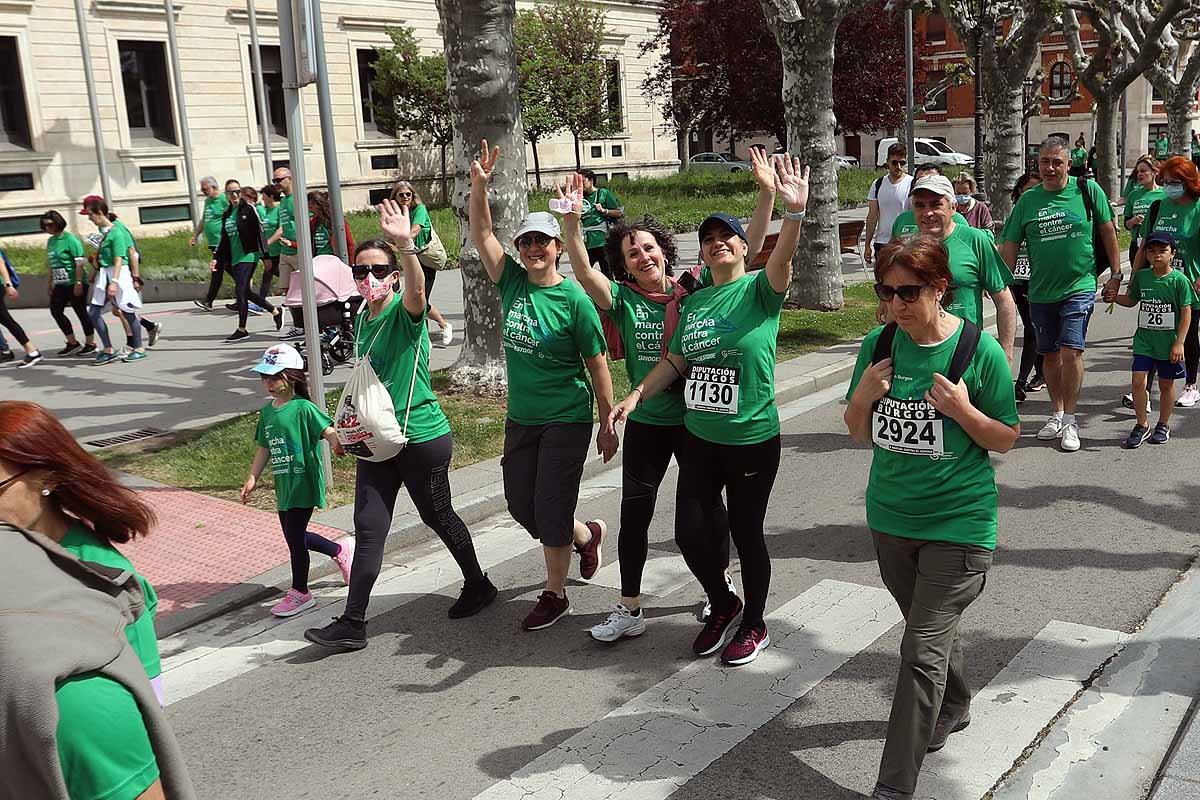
[890,160,907,166]
[517,233,553,249]
[352,263,394,280]
[271,177,286,184]
[873,283,929,303]
[226,189,240,195]
[394,192,413,198]
[0,469,29,496]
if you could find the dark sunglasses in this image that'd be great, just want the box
[0,469,29,495]
[226,189,240,195]
[352,263,394,280]
[271,177,285,184]
[890,159,907,166]
[394,191,413,198]
[517,233,553,249]
[874,283,928,303]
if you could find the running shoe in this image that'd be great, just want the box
[1026,374,1047,392]
[700,573,739,622]
[58,343,82,357]
[273,308,284,331]
[575,519,606,580]
[1123,423,1150,449]
[94,351,118,365]
[281,326,305,341]
[927,709,971,752]
[148,321,163,348]
[122,350,148,362]
[440,323,454,346]
[1060,421,1080,452]
[871,782,913,799]
[225,329,251,342]
[0,349,12,364]
[448,574,498,619]
[1176,385,1199,407]
[248,303,265,316]
[522,590,570,630]
[78,344,97,356]
[590,603,647,642]
[17,351,42,368]
[1036,416,1065,440]
[270,588,315,617]
[333,536,355,585]
[193,299,213,311]
[1014,380,1026,404]
[304,615,368,650]
[720,623,770,666]
[1149,422,1171,445]
[692,594,743,656]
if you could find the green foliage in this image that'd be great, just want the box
[370,27,452,148]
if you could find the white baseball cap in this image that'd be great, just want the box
[250,344,304,375]
[512,211,561,245]
[909,174,957,201]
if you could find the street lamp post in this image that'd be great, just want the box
[971,0,988,200]
[1023,77,1036,173]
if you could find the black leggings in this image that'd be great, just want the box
[1009,282,1044,385]
[204,254,230,305]
[50,284,94,340]
[233,261,274,329]
[345,432,483,621]
[0,289,29,348]
[621,420,730,598]
[258,256,278,300]
[278,507,341,593]
[675,431,781,629]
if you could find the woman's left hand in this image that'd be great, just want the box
[1192,276,1200,295]
[925,373,971,421]
[4,284,16,300]
[379,198,413,247]
[750,146,775,194]
[773,154,810,214]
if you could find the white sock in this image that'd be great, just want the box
[1063,414,1076,426]
[1051,411,1064,421]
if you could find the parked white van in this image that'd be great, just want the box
[875,137,975,169]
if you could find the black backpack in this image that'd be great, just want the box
[1078,175,1114,277]
[871,319,983,386]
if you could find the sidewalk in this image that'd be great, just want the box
[1151,698,1200,798]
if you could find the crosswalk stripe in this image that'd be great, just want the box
[916,620,1126,800]
[472,579,903,800]
[585,553,696,600]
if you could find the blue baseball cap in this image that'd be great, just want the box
[1145,230,1178,249]
[698,213,748,244]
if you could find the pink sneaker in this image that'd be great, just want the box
[334,536,355,585]
[270,588,315,617]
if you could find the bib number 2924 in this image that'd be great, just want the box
[685,365,740,414]
[871,410,944,456]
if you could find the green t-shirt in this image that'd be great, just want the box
[411,203,433,250]
[890,210,970,240]
[278,194,298,255]
[497,255,606,425]
[846,322,1019,549]
[942,223,1013,326]
[1143,198,1200,283]
[1124,185,1167,241]
[59,523,161,680]
[1000,179,1113,304]
[254,397,333,510]
[47,232,86,285]
[1129,268,1198,359]
[354,293,451,444]
[202,194,229,249]
[1071,147,1088,167]
[608,280,685,426]
[582,187,621,249]
[222,206,258,265]
[1156,138,1170,158]
[313,222,333,256]
[263,204,283,257]
[99,221,136,271]
[56,674,159,800]
[668,268,786,445]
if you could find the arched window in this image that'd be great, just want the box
[1048,62,1074,104]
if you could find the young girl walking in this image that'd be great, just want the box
[241,344,355,617]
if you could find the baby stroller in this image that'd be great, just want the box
[284,254,362,374]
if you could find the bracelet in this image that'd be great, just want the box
[784,209,806,222]
[631,387,644,398]
[397,247,417,255]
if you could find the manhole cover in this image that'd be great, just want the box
[84,428,170,449]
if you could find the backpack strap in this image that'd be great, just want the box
[945,320,982,385]
[1147,199,1162,233]
[871,321,899,365]
[1078,175,1094,221]
[872,175,885,198]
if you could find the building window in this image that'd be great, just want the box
[0,37,32,149]
[119,41,177,145]
[925,13,946,44]
[0,214,44,235]
[924,71,947,113]
[610,172,629,181]
[272,159,290,171]
[590,145,603,158]
[1152,83,1164,102]
[139,165,177,183]
[1048,61,1074,104]
[250,45,287,139]
[604,59,623,131]
[0,172,34,190]
[370,153,399,171]
[367,187,391,205]
[138,203,191,224]
[611,144,623,158]
[357,49,393,137]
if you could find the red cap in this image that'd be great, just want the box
[79,194,104,215]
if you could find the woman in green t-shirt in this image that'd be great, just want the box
[1124,155,1163,266]
[257,184,285,299]
[1007,171,1045,402]
[843,235,1019,799]
[307,190,355,259]
[214,186,283,342]
[391,180,454,345]
[1070,136,1088,176]
[40,210,96,357]
[305,201,495,651]
[468,141,614,633]
[606,154,809,667]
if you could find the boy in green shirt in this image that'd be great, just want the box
[1104,231,1196,446]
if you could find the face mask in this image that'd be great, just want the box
[361,273,392,302]
[955,194,972,205]
[1165,184,1186,200]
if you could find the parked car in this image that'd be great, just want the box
[835,154,860,169]
[874,137,974,170]
[688,152,753,173]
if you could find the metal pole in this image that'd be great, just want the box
[247,0,274,181]
[904,9,915,165]
[164,0,198,225]
[72,0,112,201]
[277,0,330,481]
[309,0,348,261]
[972,1,986,199]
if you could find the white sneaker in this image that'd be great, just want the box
[440,323,453,346]
[1176,385,1199,407]
[589,603,647,642]
[1036,416,1065,440]
[699,573,739,622]
[1060,422,1080,452]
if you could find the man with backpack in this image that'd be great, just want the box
[999,136,1122,452]
[864,143,913,265]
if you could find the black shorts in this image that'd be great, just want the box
[501,420,591,546]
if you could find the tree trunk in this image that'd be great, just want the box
[435,0,527,396]
[439,142,449,205]
[572,131,582,171]
[677,125,690,170]
[1093,94,1121,201]
[980,61,1025,222]
[531,137,543,189]
[1165,90,1194,158]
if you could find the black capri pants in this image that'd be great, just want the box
[50,284,94,339]
[502,420,591,547]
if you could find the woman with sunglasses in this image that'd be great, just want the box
[844,236,1018,800]
[305,200,495,651]
[605,154,809,666]
[39,210,95,358]
[391,181,453,345]
[214,186,283,342]
[468,140,614,632]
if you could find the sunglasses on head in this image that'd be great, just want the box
[517,233,553,249]
[874,283,929,303]
[352,263,394,280]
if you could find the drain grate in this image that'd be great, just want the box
[85,428,170,449]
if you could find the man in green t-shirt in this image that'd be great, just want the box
[189,176,227,255]
[579,169,623,279]
[999,135,1122,453]
[1156,132,1170,159]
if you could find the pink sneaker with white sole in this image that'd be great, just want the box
[334,537,355,585]
[271,588,315,617]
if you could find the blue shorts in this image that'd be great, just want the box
[1132,354,1186,380]
[1030,291,1094,354]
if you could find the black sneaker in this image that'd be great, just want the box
[193,299,213,311]
[1123,423,1150,449]
[1026,374,1047,392]
[0,350,13,364]
[1014,380,1027,404]
[58,343,82,357]
[78,343,97,356]
[448,574,498,619]
[224,302,238,312]
[1148,422,1171,444]
[224,329,251,342]
[148,321,163,348]
[273,308,284,331]
[17,351,42,369]
[304,615,368,650]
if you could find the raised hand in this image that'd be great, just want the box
[750,146,776,194]
[378,198,413,246]
[553,173,585,217]
[471,138,500,187]
[773,155,810,213]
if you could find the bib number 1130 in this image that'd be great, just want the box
[871,412,945,456]
[685,365,740,414]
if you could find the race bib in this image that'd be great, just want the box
[1012,254,1030,281]
[1139,300,1176,331]
[51,268,70,284]
[685,365,740,414]
[872,396,945,457]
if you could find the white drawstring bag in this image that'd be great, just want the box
[334,307,421,462]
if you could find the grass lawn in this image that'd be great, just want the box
[104,283,879,510]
